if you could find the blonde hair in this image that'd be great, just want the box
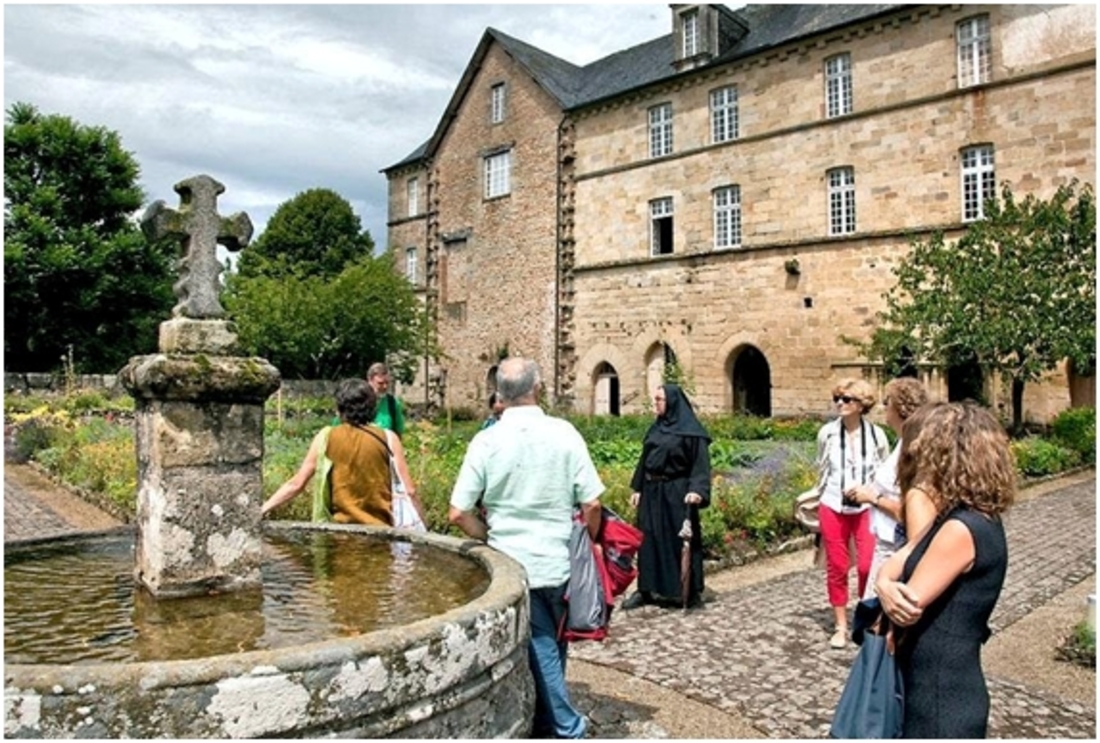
[898,402,1016,516]
[833,377,877,412]
[885,377,928,421]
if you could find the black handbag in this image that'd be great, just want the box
[829,616,904,738]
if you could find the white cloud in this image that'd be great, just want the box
[4,3,672,244]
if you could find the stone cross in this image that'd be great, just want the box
[141,175,253,320]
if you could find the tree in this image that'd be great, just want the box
[235,188,374,279]
[225,188,428,379]
[861,181,1095,432]
[4,102,175,373]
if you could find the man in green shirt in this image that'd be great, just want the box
[367,362,405,437]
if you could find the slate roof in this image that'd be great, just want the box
[384,4,903,170]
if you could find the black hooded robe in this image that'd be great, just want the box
[630,385,712,604]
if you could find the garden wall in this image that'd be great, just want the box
[4,373,339,401]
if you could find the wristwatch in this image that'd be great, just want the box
[873,492,883,506]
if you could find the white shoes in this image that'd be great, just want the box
[830,627,848,649]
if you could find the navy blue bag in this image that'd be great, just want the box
[829,622,904,738]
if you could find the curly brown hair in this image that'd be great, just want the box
[897,402,1016,516]
[884,377,928,421]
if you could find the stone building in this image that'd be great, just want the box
[383,3,1096,422]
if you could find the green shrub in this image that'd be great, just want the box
[4,393,52,416]
[11,418,60,462]
[1055,621,1096,669]
[569,414,652,447]
[709,439,759,471]
[1011,437,1080,477]
[586,438,643,468]
[705,415,775,441]
[770,418,822,442]
[1051,407,1096,465]
[65,389,113,414]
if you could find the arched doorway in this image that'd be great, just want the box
[593,362,620,416]
[731,345,771,417]
[946,354,984,403]
[644,342,678,399]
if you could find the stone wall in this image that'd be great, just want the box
[422,42,566,410]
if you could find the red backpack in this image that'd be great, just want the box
[559,507,643,643]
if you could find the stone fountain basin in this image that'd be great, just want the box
[4,522,534,738]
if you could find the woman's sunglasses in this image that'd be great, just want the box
[833,395,857,404]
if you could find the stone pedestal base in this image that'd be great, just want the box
[120,352,280,598]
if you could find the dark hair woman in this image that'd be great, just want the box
[622,384,712,610]
[262,379,425,527]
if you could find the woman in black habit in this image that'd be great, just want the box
[622,384,712,610]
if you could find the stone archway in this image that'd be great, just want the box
[730,345,771,417]
[644,342,678,399]
[593,362,620,416]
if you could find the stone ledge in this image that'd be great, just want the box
[120,354,280,403]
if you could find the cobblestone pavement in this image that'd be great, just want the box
[5,466,1095,738]
[4,470,82,541]
[571,478,1097,738]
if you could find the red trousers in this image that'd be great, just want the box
[819,505,874,607]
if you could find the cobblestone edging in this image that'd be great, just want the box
[25,460,133,525]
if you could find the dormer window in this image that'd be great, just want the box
[682,10,699,58]
[671,4,748,72]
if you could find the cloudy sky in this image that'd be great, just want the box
[4,2,675,252]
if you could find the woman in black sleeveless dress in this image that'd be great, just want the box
[874,402,1016,738]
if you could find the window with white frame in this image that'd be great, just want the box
[650,197,674,256]
[490,83,506,124]
[957,15,991,88]
[484,150,511,199]
[825,53,853,118]
[714,185,742,249]
[961,145,995,222]
[648,103,673,158]
[827,167,856,236]
[682,10,699,58]
[407,177,419,217]
[710,86,739,144]
[405,247,418,284]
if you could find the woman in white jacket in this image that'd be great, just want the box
[813,378,890,648]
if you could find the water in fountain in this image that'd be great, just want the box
[5,531,489,665]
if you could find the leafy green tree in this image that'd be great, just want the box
[226,187,428,379]
[862,181,1095,432]
[235,188,373,279]
[4,102,175,372]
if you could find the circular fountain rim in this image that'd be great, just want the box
[4,521,528,688]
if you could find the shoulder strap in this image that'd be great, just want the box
[354,423,392,457]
